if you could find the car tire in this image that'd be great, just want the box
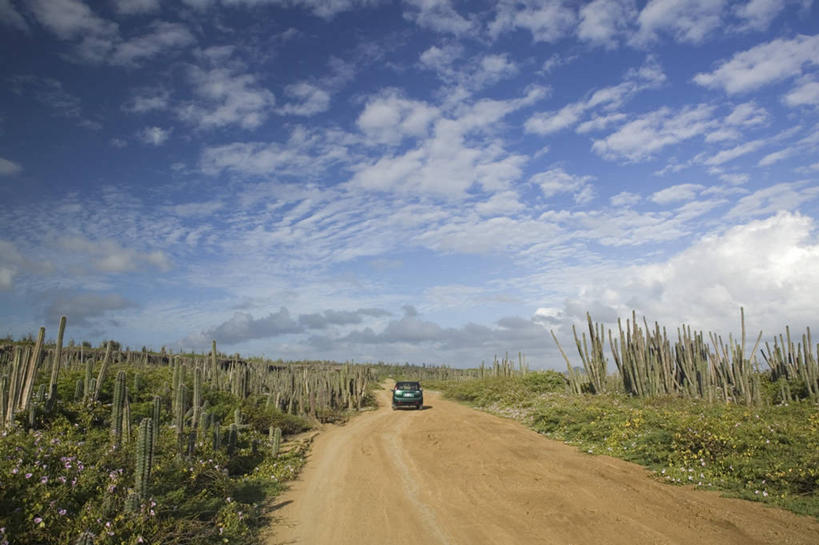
[416,403,421,410]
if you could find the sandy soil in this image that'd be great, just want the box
[267,386,819,545]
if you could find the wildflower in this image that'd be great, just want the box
[58,509,66,516]
[762,491,768,497]
[25,473,32,479]
[10,469,17,475]
[34,517,42,524]
[40,476,48,484]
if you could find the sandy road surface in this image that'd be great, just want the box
[268,387,819,545]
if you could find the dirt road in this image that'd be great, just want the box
[268,387,819,545]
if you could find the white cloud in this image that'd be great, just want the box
[592,104,715,162]
[725,101,769,126]
[576,113,627,133]
[784,78,819,107]
[489,0,577,43]
[758,148,794,166]
[43,290,135,327]
[123,88,170,113]
[403,0,474,35]
[727,182,819,219]
[357,90,438,145]
[29,0,117,40]
[634,0,727,44]
[111,21,194,66]
[703,138,765,165]
[138,126,171,146]
[526,56,664,135]
[734,0,791,31]
[113,0,160,15]
[0,157,22,176]
[59,236,172,273]
[531,168,595,201]
[180,65,276,130]
[577,0,637,48]
[278,82,331,116]
[350,90,542,197]
[200,126,350,177]
[610,191,641,207]
[650,183,704,204]
[0,0,28,31]
[561,212,819,336]
[693,34,819,94]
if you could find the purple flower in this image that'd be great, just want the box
[25,473,32,479]
[40,476,48,484]
[33,517,42,524]
[58,509,66,516]
[10,469,17,475]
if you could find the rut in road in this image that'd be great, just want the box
[267,387,819,545]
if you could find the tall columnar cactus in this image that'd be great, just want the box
[19,327,45,415]
[111,371,126,445]
[175,383,186,452]
[212,420,221,450]
[73,379,83,401]
[135,418,154,500]
[211,340,219,389]
[151,395,161,447]
[83,359,93,402]
[93,341,112,402]
[74,531,96,545]
[192,367,202,430]
[46,316,67,412]
[1,374,8,425]
[270,426,282,458]
[226,423,238,455]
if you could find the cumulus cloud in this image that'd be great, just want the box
[195,308,303,345]
[531,168,595,203]
[179,63,275,130]
[489,0,577,43]
[0,0,28,31]
[693,34,819,94]
[0,157,22,176]
[59,236,171,273]
[42,291,135,327]
[650,183,704,204]
[357,90,438,145]
[560,212,819,337]
[592,104,715,161]
[526,56,665,135]
[577,0,637,48]
[783,78,819,107]
[278,83,331,116]
[298,308,391,329]
[402,0,474,35]
[138,126,171,146]
[113,0,160,15]
[633,0,727,45]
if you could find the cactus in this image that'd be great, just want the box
[74,531,96,545]
[83,359,93,402]
[212,420,221,450]
[226,423,238,455]
[93,341,112,402]
[192,367,202,430]
[111,371,126,445]
[135,418,154,500]
[73,379,84,401]
[151,395,161,447]
[19,327,45,415]
[46,316,67,411]
[133,372,143,394]
[270,426,282,458]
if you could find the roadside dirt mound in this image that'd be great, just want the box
[267,387,819,545]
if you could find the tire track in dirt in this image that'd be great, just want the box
[267,386,819,545]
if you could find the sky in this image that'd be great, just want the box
[0,0,818,369]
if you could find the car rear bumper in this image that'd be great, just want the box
[392,397,423,407]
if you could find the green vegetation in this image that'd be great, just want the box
[0,317,378,545]
[437,372,819,518]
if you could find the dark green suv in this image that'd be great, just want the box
[392,381,423,410]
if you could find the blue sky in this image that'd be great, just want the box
[1,0,818,368]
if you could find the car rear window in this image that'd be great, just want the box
[395,382,420,390]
